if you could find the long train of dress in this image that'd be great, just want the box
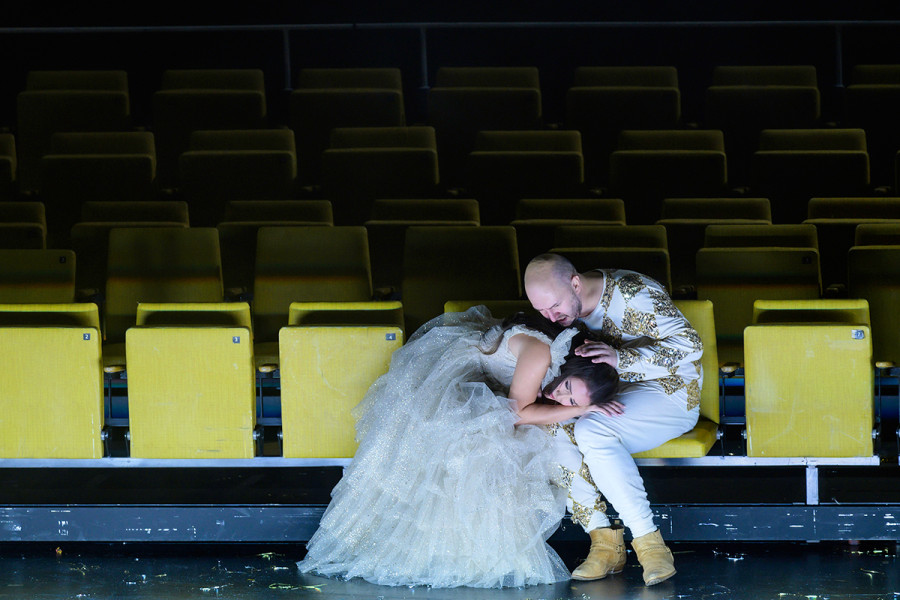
[297,307,571,588]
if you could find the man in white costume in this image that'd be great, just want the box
[524,253,702,586]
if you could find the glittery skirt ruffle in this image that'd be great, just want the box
[297,308,569,588]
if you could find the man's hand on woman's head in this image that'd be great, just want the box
[574,340,618,368]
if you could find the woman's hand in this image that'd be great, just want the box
[584,400,625,417]
[574,340,618,368]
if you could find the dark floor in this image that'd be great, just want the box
[0,541,897,600]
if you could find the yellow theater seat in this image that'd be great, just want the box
[280,325,403,458]
[253,300,405,372]
[0,303,104,458]
[0,249,76,303]
[696,245,821,364]
[401,226,522,333]
[125,302,256,459]
[632,299,721,458]
[252,226,372,341]
[288,301,404,329]
[744,299,873,458]
[552,246,672,294]
[443,300,534,318]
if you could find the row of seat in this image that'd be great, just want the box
[5,193,900,287]
[1,124,893,234]
[0,297,874,460]
[3,215,900,370]
[6,64,900,200]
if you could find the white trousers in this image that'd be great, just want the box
[549,381,699,539]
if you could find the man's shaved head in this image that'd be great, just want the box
[524,253,578,288]
[524,253,583,326]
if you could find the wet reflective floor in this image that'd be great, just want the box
[0,541,897,599]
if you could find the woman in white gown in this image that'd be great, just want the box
[297,306,620,589]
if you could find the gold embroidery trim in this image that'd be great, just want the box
[622,307,659,338]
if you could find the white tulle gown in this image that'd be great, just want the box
[297,307,578,588]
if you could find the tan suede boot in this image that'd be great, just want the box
[571,526,627,581]
[631,529,676,586]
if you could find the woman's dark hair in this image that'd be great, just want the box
[480,312,565,355]
[542,356,620,408]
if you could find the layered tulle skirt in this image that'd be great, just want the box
[297,309,569,588]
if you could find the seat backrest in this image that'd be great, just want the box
[296,67,402,90]
[0,303,104,458]
[435,66,540,89]
[855,223,900,245]
[695,247,822,363]
[223,200,333,224]
[105,227,223,343]
[617,129,724,151]
[515,198,626,222]
[49,131,155,156]
[279,324,403,458]
[161,68,265,91]
[660,197,772,221]
[0,249,75,303]
[189,129,296,152]
[758,128,867,151]
[27,70,128,91]
[0,201,46,226]
[704,223,818,249]
[751,298,870,326]
[135,301,253,331]
[848,246,900,364]
[80,201,189,224]
[253,226,372,341]
[329,126,436,150]
[474,130,582,152]
[673,299,720,424]
[852,64,900,85]
[402,225,521,332]
[125,302,256,459]
[554,224,668,249]
[807,197,900,220]
[288,300,404,330]
[552,247,672,293]
[574,66,678,87]
[711,65,818,86]
[369,198,480,222]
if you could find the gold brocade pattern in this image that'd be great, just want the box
[649,288,680,318]
[678,329,704,352]
[600,316,623,347]
[599,272,615,312]
[622,307,659,338]
[616,273,645,303]
[579,461,596,488]
[570,499,593,529]
[620,371,645,383]
[686,379,701,410]
[693,359,703,378]
[649,346,689,369]
[561,422,577,446]
[658,375,686,395]
[618,348,640,370]
[555,465,575,490]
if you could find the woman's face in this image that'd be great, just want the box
[546,376,591,407]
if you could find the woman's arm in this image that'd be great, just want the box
[505,333,552,416]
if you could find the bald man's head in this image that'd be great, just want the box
[524,254,583,326]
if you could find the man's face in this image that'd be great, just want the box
[526,278,583,326]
